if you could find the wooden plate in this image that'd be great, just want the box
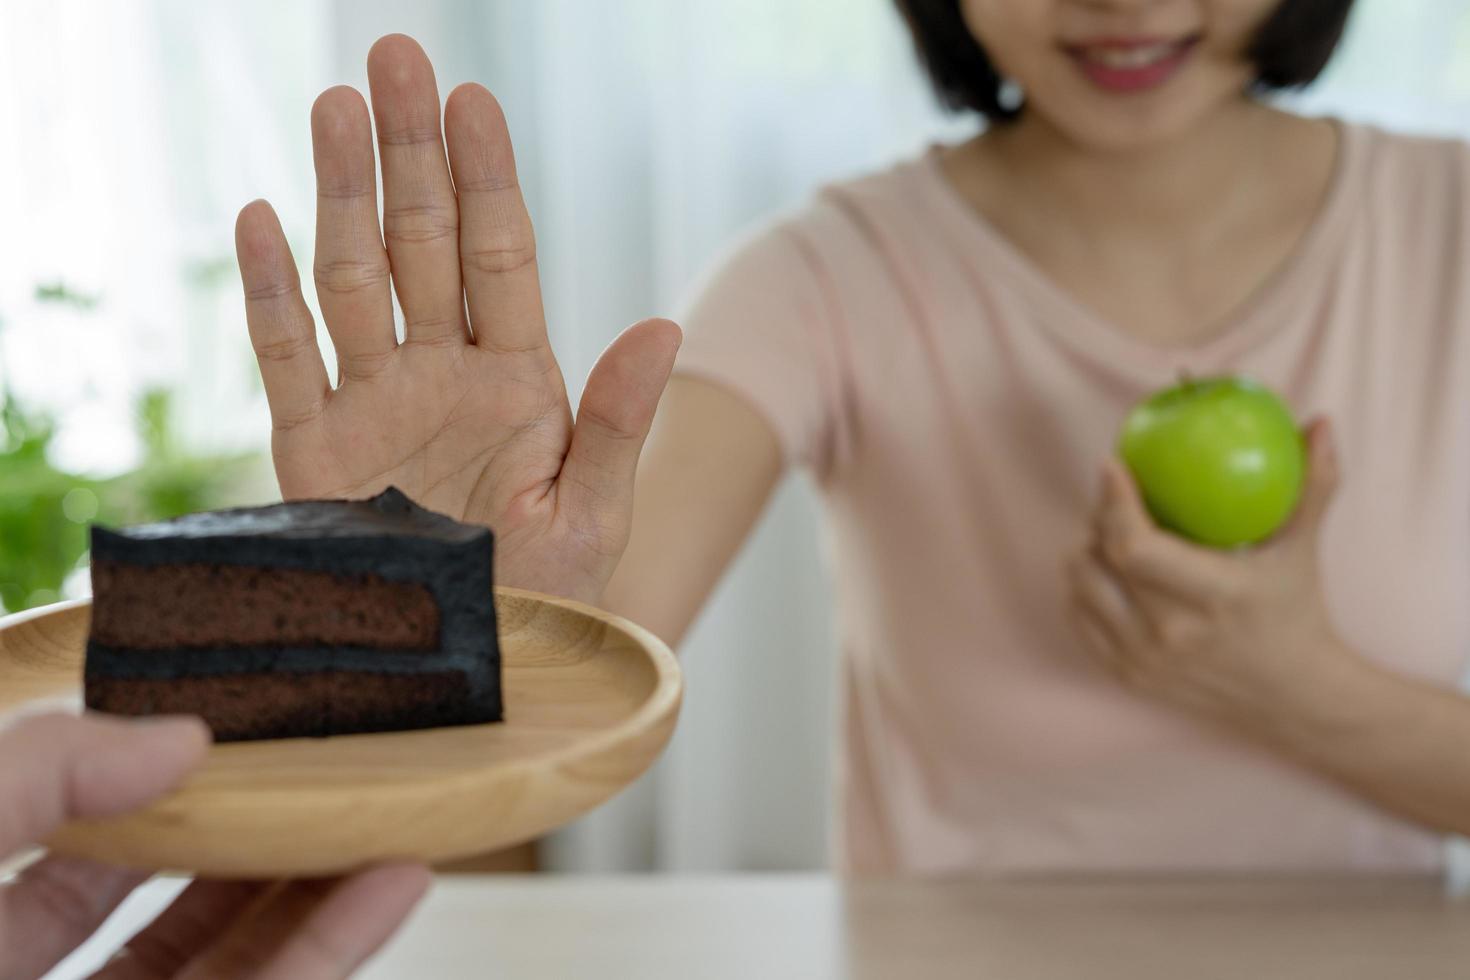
[0,589,681,877]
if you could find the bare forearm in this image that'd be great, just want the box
[1254,642,1470,837]
[599,376,783,649]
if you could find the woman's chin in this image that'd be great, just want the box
[1023,83,1257,154]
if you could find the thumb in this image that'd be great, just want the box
[560,317,682,523]
[1280,417,1339,543]
[0,712,210,858]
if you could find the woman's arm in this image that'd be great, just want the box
[1258,638,1470,837]
[601,376,785,649]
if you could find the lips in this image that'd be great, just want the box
[1063,36,1201,93]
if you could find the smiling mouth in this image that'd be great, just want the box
[1063,35,1203,93]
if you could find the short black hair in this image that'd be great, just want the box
[892,0,1357,122]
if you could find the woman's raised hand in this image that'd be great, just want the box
[235,34,680,602]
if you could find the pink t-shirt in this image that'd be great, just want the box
[673,121,1470,875]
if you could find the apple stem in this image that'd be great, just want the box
[1178,368,1195,392]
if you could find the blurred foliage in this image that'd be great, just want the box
[0,287,257,613]
[33,281,100,310]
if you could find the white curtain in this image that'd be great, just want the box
[1,0,1467,874]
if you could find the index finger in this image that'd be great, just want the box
[0,857,146,980]
[1092,459,1234,599]
[174,864,431,980]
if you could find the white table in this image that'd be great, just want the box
[46,873,1470,979]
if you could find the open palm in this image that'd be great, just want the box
[234,34,679,603]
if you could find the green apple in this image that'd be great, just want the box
[1117,376,1305,548]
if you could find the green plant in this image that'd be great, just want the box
[0,286,259,612]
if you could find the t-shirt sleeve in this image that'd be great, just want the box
[672,221,849,476]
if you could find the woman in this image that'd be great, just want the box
[234,0,1470,875]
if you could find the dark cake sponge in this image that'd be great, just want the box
[89,562,442,651]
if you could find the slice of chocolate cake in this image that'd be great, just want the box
[85,487,501,741]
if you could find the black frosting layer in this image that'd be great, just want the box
[97,486,483,545]
[87,642,494,684]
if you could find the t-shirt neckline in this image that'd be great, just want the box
[915,117,1364,376]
